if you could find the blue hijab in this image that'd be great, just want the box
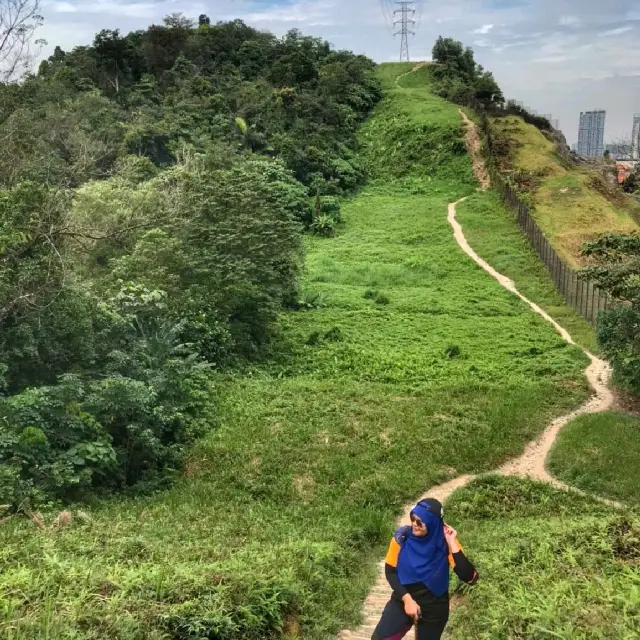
[396,503,449,597]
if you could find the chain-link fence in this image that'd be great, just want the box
[465,99,610,326]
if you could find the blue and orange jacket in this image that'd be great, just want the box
[384,525,479,598]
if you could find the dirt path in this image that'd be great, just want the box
[459,110,490,189]
[395,62,428,87]
[337,106,615,640]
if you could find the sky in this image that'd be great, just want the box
[35,0,640,145]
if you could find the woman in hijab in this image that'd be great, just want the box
[371,497,478,640]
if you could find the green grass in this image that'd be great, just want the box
[547,412,640,505]
[456,191,597,352]
[444,475,640,639]
[0,65,593,639]
[490,116,639,268]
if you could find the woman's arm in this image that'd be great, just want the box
[444,524,479,585]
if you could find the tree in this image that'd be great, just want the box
[0,0,45,82]
[581,233,640,393]
[0,15,382,506]
[432,37,476,79]
[430,36,504,108]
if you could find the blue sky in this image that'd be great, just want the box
[37,0,640,144]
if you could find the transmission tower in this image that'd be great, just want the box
[393,1,416,62]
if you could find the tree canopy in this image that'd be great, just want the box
[430,36,504,108]
[582,234,640,393]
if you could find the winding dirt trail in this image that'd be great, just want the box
[337,109,615,640]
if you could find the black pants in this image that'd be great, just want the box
[371,589,449,640]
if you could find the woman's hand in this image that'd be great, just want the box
[402,594,421,621]
[443,523,461,553]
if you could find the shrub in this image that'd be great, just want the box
[290,291,326,310]
[445,344,461,358]
[582,233,640,394]
[0,375,117,505]
[311,214,338,237]
[0,296,213,507]
[320,195,342,223]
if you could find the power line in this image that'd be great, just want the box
[379,0,394,33]
[393,1,416,62]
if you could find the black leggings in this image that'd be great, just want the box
[371,592,449,640]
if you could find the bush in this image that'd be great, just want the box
[595,306,640,392]
[320,195,342,223]
[581,233,640,395]
[311,214,338,237]
[0,375,117,505]
[445,344,461,358]
[504,100,552,131]
[0,285,213,507]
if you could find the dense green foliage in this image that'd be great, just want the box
[430,36,503,108]
[548,412,640,504]
[0,62,592,640]
[581,233,640,392]
[446,476,639,639]
[0,17,381,505]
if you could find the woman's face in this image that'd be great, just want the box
[410,514,428,538]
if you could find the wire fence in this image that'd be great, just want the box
[464,98,610,327]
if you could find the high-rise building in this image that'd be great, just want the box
[632,114,640,160]
[577,110,606,157]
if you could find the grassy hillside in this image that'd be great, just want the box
[446,476,640,639]
[456,191,597,352]
[490,116,640,267]
[0,64,592,639]
[548,412,640,504]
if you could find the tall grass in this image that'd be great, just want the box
[445,476,640,639]
[456,191,597,352]
[548,411,640,505]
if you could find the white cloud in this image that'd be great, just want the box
[242,1,339,27]
[46,0,208,20]
[600,26,634,36]
[473,24,493,35]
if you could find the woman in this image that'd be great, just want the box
[371,498,478,640]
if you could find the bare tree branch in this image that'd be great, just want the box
[0,0,46,82]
